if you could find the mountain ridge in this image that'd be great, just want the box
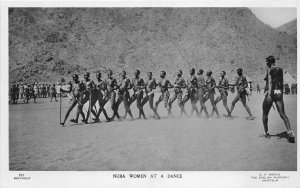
[9,8,297,85]
[276,18,297,37]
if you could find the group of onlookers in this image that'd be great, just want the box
[9,82,63,104]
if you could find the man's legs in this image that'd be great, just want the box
[177,92,187,116]
[221,92,231,115]
[136,91,146,119]
[240,93,254,119]
[72,94,88,123]
[262,96,272,136]
[94,97,111,122]
[61,98,78,126]
[85,93,98,123]
[209,92,220,118]
[143,94,160,119]
[155,93,164,110]
[110,91,121,121]
[228,93,240,117]
[123,91,134,120]
[190,90,199,116]
[274,100,294,134]
[182,92,190,106]
[163,92,171,117]
[199,93,209,117]
[168,92,177,117]
[274,99,295,142]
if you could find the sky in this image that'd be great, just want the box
[249,8,297,28]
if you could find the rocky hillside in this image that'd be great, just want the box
[276,19,297,37]
[9,8,297,84]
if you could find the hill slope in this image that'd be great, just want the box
[9,8,297,84]
[277,19,297,37]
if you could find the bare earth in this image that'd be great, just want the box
[9,93,297,171]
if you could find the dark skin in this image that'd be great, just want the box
[182,69,199,116]
[155,72,173,117]
[129,70,146,119]
[60,76,85,126]
[197,69,210,118]
[262,59,293,138]
[205,71,220,118]
[85,73,111,123]
[106,70,121,121]
[72,74,92,124]
[228,69,254,119]
[168,71,187,116]
[116,71,134,120]
[92,73,111,122]
[141,72,161,119]
[211,72,230,116]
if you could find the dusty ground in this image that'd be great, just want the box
[9,93,297,171]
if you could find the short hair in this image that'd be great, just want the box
[96,72,101,77]
[266,56,275,64]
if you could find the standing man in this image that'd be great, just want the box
[105,70,121,121]
[31,83,37,103]
[117,70,134,120]
[227,68,254,120]
[197,69,210,118]
[214,71,231,116]
[205,70,220,118]
[70,72,92,124]
[92,72,111,123]
[60,74,86,126]
[141,72,160,119]
[23,84,31,103]
[262,56,295,143]
[50,83,58,102]
[182,68,199,116]
[10,84,18,104]
[168,70,187,116]
[83,73,99,123]
[130,70,146,119]
[155,71,173,117]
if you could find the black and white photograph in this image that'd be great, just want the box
[1,0,299,187]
